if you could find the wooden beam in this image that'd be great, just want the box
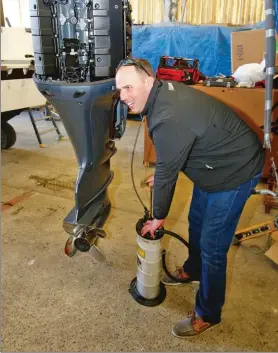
[1,0,5,27]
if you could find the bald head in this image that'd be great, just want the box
[116,64,155,113]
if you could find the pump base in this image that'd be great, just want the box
[129,277,166,307]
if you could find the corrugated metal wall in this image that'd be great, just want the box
[131,0,165,24]
[2,0,265,27]
[130,0,265,25]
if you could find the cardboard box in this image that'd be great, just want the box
[265,241,278,265]
[231,29,267,73]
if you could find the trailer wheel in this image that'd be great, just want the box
[1,122,16,149]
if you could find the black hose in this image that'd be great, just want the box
[156,229,191,284]
[131,116,149,215]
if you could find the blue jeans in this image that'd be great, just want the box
[183,172,261,324]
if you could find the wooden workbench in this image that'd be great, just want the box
[144,85,278,179]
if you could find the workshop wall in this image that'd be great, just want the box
[132,23,265,77]
[130,0,265,25]
[1,1,270,28]
[2,0,30,27]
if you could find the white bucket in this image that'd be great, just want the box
[136,265,161,287]
[136,235,161,262]
[136,234,162,299]
[136,254,161,274]
[136,277,160,299]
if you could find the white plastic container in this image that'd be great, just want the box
[136,234,162,299]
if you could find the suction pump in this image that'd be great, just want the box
[129,187,190,307]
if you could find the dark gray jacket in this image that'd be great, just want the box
[142,80,265,220]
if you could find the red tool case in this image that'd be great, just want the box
[156,56,206,84]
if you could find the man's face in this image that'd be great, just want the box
[116,66,154,113]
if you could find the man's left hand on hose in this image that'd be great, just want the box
[141,218,165,238]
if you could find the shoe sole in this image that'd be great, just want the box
[172,323,220,338]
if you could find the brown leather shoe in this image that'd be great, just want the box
[172,311,220,338]
[161,268,200,285]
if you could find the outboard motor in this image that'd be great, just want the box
[29,0,132,258]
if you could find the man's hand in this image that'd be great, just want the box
[140,175,154,188]
[141,218,165,238]
[146,175,154,187]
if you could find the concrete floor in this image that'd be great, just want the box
[1,112,278,352]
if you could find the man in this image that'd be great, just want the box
[115,58,265,338]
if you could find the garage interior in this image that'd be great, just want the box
[1,1,278,352]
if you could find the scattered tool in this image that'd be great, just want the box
[203,76,236,88]
[232,216,278,245]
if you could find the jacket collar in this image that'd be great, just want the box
[141,79,163,116]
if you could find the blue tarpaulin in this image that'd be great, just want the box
[132,22,265,77]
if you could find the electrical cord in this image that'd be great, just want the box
[131,115,149,215]
[251,189,278,197]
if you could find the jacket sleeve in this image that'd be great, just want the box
[151,119,196,219]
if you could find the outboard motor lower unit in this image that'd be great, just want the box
[29,0,132,258]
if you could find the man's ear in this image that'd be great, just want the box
[146,76,155,89]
